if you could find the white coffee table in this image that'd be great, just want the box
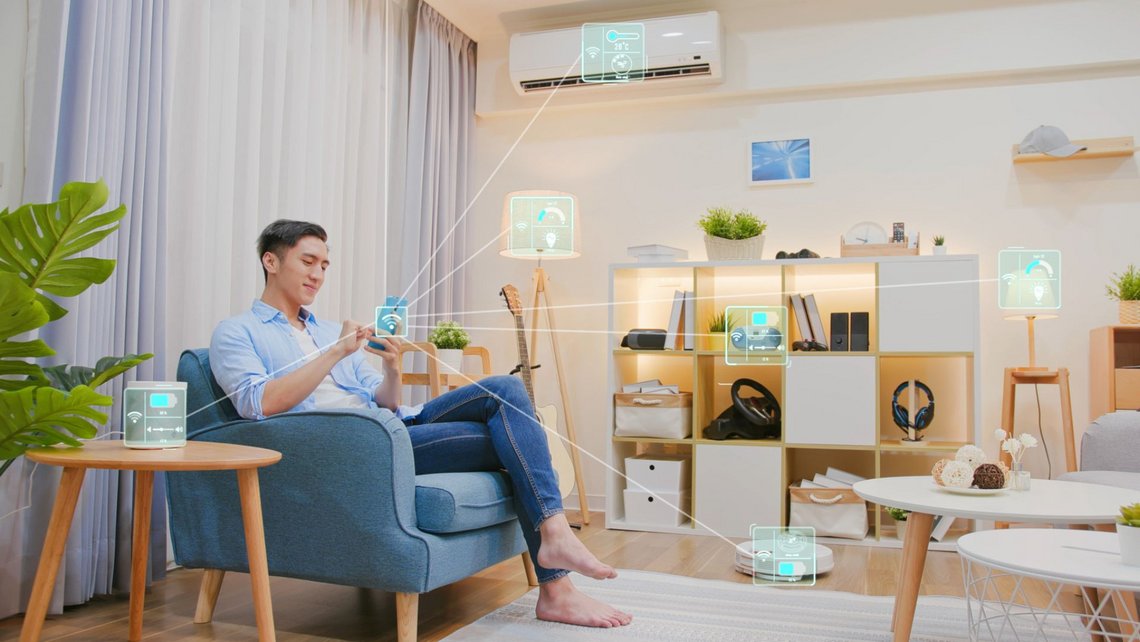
[853,476,1137,642]
[959,529,1139,641]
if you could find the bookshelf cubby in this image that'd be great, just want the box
[606,255,981,546]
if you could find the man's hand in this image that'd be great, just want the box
[363,332,401,372]
[336,320,372,358]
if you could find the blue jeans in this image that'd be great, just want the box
[404,375,568,584]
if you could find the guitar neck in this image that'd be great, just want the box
[513,315,537,407]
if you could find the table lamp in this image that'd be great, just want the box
[498,189,588,523]
[999,249,1061,371]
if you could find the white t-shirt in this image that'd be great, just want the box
[291,326,370,410]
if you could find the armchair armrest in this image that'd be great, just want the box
[1080,412,1140,474]
[167,408,432,592]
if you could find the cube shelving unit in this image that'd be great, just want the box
[606,255,981,548]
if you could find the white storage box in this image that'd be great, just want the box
[788,484,868,540]
[614,392,692,439]
[625,455,690,492]
[623,488,690,527]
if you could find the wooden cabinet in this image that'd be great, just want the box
[1089,325,1140,420]
[606,256,980,544]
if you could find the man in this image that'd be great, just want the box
[210,219,632,629]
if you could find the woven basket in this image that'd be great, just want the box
[1120,300,1140,324]
[704,234,765,261]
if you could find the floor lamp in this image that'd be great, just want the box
[501,190,591,524]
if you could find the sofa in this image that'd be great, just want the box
[1058,411,1140,491]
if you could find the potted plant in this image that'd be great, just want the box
[932,235,947,256]
[1106,264,1140,324]
[0,180,153,478]
[698,207,767,261]
[706,310,737,353]
[1119,503,1140,566]
[428,321,470,373]
[886,506,910,540]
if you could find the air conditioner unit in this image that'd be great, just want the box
[509,11,723,95]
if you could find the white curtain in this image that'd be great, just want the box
[1,0,171,618]
[164,0,412,363]
[399,2,476,337]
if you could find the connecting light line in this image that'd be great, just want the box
[399,55,584,309]
[402,277,1002,321]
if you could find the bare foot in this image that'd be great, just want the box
[537,514,617,580]
[536,576,632,628]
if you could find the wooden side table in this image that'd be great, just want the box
[19,441,281,642]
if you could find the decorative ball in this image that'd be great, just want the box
[972,463,1005,489]
[995,461,1011,485]
[931,459,951,486]
[955,445,986,470]
[940,460,974,488]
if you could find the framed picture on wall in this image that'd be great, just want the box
[749,138,812,186]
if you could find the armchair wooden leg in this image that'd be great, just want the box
[522,553,539,587]
[396,592,419,642]
[194,569,226,623]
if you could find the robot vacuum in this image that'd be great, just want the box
[734,541,834,582]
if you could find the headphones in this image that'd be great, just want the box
[732,378,781,427]
[891,380,935,432]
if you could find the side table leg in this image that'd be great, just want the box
[19,467,87,642]
[237,468,276,642]
[892,512,934,642]
[129,471,155,642]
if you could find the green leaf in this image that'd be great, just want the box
[0,179,125,321]
[0,273,50,387]
[0,385,110,462]
[42,353,154,392]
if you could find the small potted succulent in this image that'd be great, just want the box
[1106,264,1140,324]
[699,207,767,261]
[932,235,947,256]
[706,310,737,353]
[428,321,470,373]
[886,506,910,540]
[1119,503,1140,567]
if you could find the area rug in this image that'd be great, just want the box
[443,569,1077,641]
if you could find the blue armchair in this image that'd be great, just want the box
[167,349,532,641]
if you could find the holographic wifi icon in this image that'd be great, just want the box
[585,46,601,60]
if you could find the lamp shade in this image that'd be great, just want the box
[499,190,580,260]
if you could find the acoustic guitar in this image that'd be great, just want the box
[500,284,576,500]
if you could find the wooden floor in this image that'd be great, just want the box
[0,511,1047,641]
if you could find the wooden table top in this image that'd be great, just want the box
[25,440,281,471]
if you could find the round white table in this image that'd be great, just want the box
[853,476,1138,642]
[958,529,1140,641]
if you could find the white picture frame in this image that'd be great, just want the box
[749,137,813,186]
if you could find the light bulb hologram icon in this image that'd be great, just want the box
[998,249,1061,310]
[506,193,575,258]
[581,22,645,84]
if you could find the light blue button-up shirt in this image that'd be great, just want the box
[210,300,386,420]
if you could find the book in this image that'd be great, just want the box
[797,479,826,489]
[640,385,680,394]
[811,473,850,489]
[825,467,866,485]
[665,290,685,350]
[682,291,695,350]
[929,514,956,542]
[803,294,827,346]
[789,294,813,341]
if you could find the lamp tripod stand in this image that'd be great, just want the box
[527,264,591,524]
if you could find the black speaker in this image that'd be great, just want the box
[850,312,869,351]
[830,313,848,351]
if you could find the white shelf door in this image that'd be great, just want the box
[878,259,978,353]
[694,444,782,539]
[784,356,877,446]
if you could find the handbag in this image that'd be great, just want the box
[788,485,868,540]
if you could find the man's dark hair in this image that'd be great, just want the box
[256,219,328,281]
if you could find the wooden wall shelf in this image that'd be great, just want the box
[1011,136,1135,163]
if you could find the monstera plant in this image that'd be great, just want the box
[0,180,152,477]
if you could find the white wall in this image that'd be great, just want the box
[0,0,27,208]
[463,0,1140,506]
